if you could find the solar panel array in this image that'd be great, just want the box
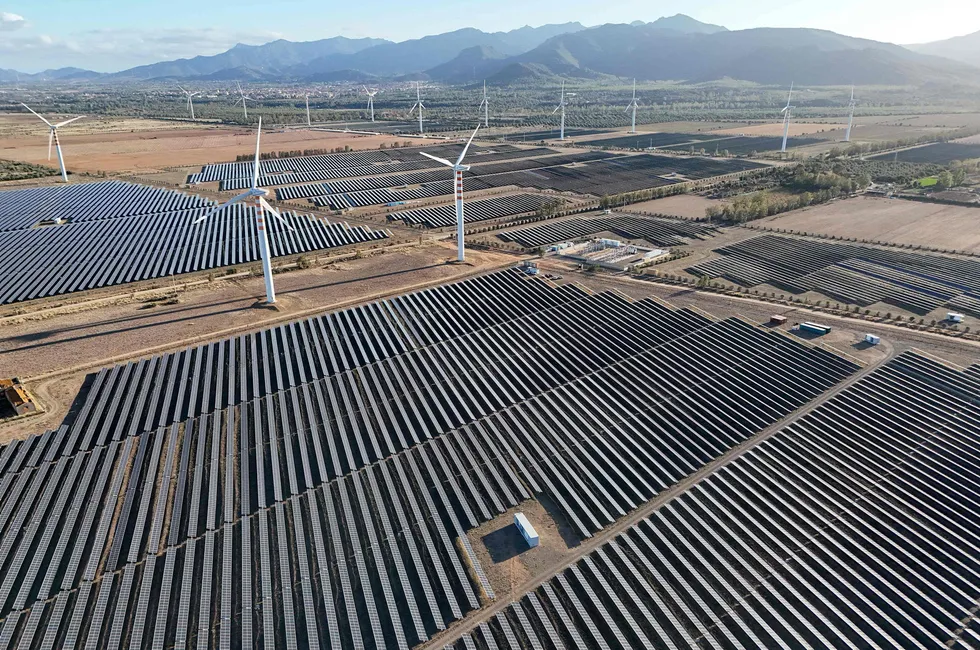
[389,194,550,228]
[0,268,860,649]
[663,135,825,155]
[499,213,718,248]
[0,181,390,305]
[582,132,722,150]
[193,145,551,191]
[278,152,617,207]
[869,142,980,165]
[442,350,980,650]
[689,234,980,314]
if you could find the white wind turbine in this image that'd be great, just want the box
[21,103,84,183]
[305,93,312,127]
[419,123,481,263]
[478,80,489,129]
[193,117,292,304]
[179,86,200,120]
[364,87,378,122]
[844,86,856,143]
[553,81,574,140]
[780,82,795,153]
[235,82,253,120]
[409,82,425,135]
[626,79,639,134]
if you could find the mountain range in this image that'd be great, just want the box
[3,15,978,87]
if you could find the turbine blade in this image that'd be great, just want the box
[47,130,53,160]
[193,192,250,224]
[55,116,85,128]
[552,105,561,115]
[409,103,418,115]
[259,197,293,231]
[419,151,454,167]
[455,123,481,166]
[21,103,52,127]
[253,117,262,189]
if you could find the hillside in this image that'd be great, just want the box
[909,30,980,67]
[497,24,980,85]
[424,45,509,83]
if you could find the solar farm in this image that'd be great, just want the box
[0,180,390,305]
[498,213,718,248]
[689,233,980,315]
[389,193,550,228]
[869,142,980,164]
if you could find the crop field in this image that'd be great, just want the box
[689,233,980,314]
[439,351,980,650]
[389,193,549,228]
[0,180,390,305]
[0,268,861,650]
[0,117,417,173]
[756,196,980,254]
[498,213,719,248]
[869,142,980,164]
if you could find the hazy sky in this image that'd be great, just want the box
[2,0,979,72]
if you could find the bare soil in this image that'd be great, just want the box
[711,123,846,137]
[0,242,516,443]
[625,194,728,220]
[471,498,576,601]
[756,196,980,253]
[0,116,423,174]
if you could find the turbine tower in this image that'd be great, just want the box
[844,86,856,143]
[419,123,481,263]
[780,82,795,153]
[553,81,569,140]
[21,103,84,183]
[409,82,425,135]
[305,93,311,127]
[478,80,489,129]
[193,117,292,304]
[364,87,378,122]
[179,86,200,120]
[626,79,639,134]
[236,82,253,120]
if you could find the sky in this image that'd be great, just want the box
[2,0,979,73]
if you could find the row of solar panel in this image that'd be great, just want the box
[389,194,549,229]
[0,269,859,648]
[689,234,980,315]
[442,351,980,650]
[498,213,717,248]
[0,180,212,232]
[0,202,389,305]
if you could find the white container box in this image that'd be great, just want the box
[514,513,539,548]
[864,334,880,345]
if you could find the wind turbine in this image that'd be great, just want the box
[179,86,200,120]
[235,82,253,120]
[626,79,639,134]
[21,103,84,183]
[552,81,574,140]
[409,82,425,135]
[305,93,312,127]
[193,117,292,304]
[478,80,489,129]
[419,123,481,263]
[844,86,856,143]
[780,82,795,153]
[364,87,378,122]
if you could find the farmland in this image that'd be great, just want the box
[755,195,980,253]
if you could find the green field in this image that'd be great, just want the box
[918,176,938,187]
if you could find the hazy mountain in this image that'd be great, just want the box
[304,69,378,83]
[908,30,980,67]
[291,24,585,78]
[646,14,728,34]
[495,23,979,85]
[112,36,388,80]
[424,45,509,83]
[0,67,104,82]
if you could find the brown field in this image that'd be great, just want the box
[756,196,980,252]
[0,115,421,174]
[625,194,727,220]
